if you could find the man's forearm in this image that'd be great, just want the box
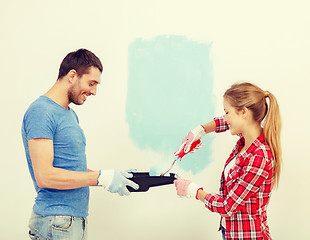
[36,167,100,190]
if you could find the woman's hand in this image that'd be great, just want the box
[174,125,206,158]
[174,178,202,199]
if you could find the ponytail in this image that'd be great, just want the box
[263,91,282,189]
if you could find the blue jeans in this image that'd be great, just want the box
[28,211,88,240]
[221,228,226,240]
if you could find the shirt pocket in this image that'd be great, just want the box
[227,165,242,185]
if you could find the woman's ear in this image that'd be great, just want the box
[241,107,249,119]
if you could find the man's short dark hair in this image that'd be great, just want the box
[57,48,103,79]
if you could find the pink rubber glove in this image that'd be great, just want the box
[174,125,206,158]
[174,178,203,199]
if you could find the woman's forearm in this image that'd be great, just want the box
[202,120,216,134]
[197,189,208,202]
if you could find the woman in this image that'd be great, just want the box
[174,82,281,240]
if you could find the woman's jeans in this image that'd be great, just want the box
[28,211,88,240]
[222,228,226,240]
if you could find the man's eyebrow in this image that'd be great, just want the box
[90,79,100,84]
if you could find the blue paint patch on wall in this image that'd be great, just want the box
[126,35,216,174]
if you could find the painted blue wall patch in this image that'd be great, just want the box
[126,35,215,174]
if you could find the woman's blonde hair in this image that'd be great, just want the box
[224,82,282,189]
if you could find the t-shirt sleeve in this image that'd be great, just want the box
[23,106,55,140]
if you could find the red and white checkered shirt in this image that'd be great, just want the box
[204,116,274,239]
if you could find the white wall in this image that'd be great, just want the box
[1,0,309,239]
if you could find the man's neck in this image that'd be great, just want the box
[44,81,70,110]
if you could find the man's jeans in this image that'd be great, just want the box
[28,211,88,240]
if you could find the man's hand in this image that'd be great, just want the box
[98,170,139,196]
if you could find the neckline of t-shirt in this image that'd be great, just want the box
[40,95,71,112]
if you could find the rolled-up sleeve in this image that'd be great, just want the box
[214,116,229,133]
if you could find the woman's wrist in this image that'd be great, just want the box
[197,189,208,202]
[202,121,216,134]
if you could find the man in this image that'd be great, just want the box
[22,49,139,240]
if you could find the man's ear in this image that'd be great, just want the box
[67,69,78,84]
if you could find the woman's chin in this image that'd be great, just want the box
[230,129,239,136]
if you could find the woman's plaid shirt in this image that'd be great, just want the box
[204,116,274,239]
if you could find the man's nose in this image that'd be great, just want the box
[90,86,97,95]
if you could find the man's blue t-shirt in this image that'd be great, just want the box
[22,96,89,217]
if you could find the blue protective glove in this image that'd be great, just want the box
[97,169,139,196]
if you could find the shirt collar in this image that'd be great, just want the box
[238,133,265,158]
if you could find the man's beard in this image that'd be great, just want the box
[68,83,83,105]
